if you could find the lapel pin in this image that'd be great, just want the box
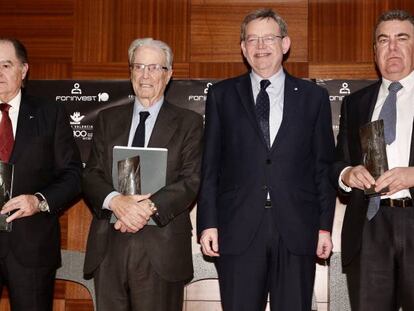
[294,87,298,91]
[29,115,34,119]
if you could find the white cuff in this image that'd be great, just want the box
[103,191,120,210]
[338,166,352,192]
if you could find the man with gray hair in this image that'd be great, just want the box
[198,8,335,311]
[333,9,414,310]
[83,38,203,311]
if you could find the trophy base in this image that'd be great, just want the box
[364,185,389,197]
[0,214,12,232]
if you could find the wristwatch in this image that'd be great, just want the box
[34,193,50,212]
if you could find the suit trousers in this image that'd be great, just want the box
[94,227,185,311]
[345,204,414,311]
[0,249,56,311]
[216,208,315,311]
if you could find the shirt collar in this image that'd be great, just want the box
[381,70,414,94]
[1,90,21,111]
[250,68,285,92]
[133,95,164,116]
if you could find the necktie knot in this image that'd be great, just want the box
[260,79,271,91]
[0,103,11,113]
[139,111,150,122]
[388,81,402,93]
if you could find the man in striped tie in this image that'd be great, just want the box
[333,10,414,311]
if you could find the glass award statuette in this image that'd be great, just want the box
[0,162,13,232]
[111,146,167,226]
[118,156,141,196]
[359,119,389,196]
[110,156,141,224]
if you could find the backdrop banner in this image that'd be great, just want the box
[314,79,376,140]
[26,79,376,163]
[25,79,216,163]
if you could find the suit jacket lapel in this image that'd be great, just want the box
[409,119,414,198]
[270,73,299,152]
[148,101,177,148]
[112,103,133,147]
[10,95,37,164]
[236,73,269,149]
[361,80,381,126]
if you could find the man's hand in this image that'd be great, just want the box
[110,193,152,233]
[342,165,375,191]
[316,231,333,259]
[200,228,220,257]
[1,195,41,222]
[375,167,414,196]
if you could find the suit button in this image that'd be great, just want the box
[266,159,271,164]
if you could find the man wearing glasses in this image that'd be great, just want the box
[198,8,336,310]
[83,38,203,311]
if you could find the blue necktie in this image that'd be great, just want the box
[256,80,271,148]
[366,81,403,220]
[132,111,150,147]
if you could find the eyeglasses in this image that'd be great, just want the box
[130,63,169,73]
[245,35,284,46]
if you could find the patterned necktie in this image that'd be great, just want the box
[0,103,14,162]
[132,111,150,147]
[256,79,271,148]
[367,81,403,220]
[379,81,403,145]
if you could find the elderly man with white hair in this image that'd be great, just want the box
[83,38,203,311]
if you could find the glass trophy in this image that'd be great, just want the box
[0,161,13,232]
[359,119,389,196]
[110,156,141,223]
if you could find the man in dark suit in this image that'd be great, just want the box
[0,38,82,310]
[83,38,203,311]
[332,10,414,311]
[197,8,336,311]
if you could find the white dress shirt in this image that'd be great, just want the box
[103,97,164,210]
[250,69,285,146]
[339,70,414,199]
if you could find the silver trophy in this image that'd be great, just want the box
[110,156,141,223]
[118,156,141,195]
[0,162,13,231]
[359,119,389,196]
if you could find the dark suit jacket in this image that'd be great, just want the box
[83,101,203,282]
[331,80,414,267]
[0,92,82,268]
[197,72,336,256]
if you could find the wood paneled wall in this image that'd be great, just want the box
[1,0,414,310]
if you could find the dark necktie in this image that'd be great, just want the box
[256,79,271,148]
[0,103,14,162]
[367,81,403,220]
[132,111,150,147]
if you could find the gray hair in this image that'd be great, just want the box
[240,8,288,41]
[0,38,28,65]
[374,10,414,43]
[0,38,29,86]
[128,38,173,69]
